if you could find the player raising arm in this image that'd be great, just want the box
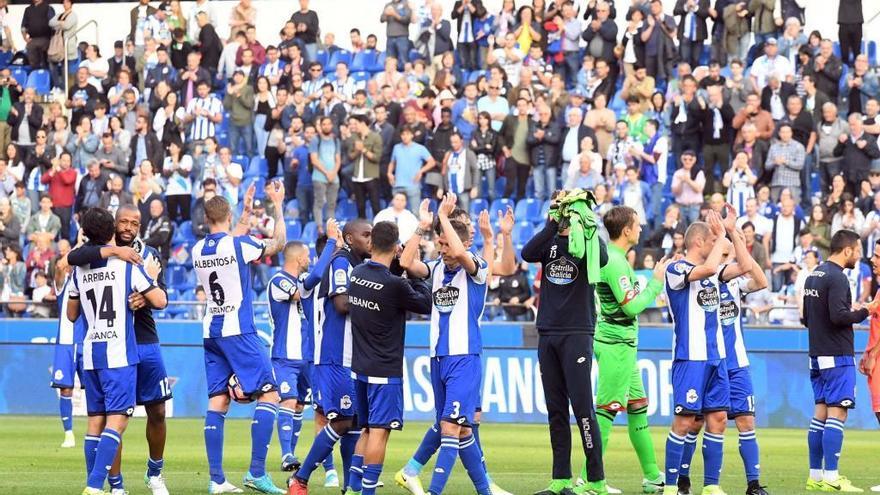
[193,180,287,495]
[68,208,167,495]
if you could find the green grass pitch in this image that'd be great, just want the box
[3,416,879,494]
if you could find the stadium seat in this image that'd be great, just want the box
[468,70,486,83]
[0,51,11,69]
[494,176,506,199]
[25,69,50,95]
[352,71,370,85]
[232,154,248,168]
[172,221,195,246]
[284,199,299,217]
[408,49,424,62]
[10,67,29,85]
[368,51,386,74]
[515,198,543,224]
[240,177,265,200]
[470,198,488,217]
[540,200,551,222]
[351,50,377,72]
[314,50,329,68]
[167,265,195,291]
[302,221,318,243]
[246,156,268,178]
[490,198,514,216]
[869,40,877,66]
[335,198,357,221]
[512,222,535,245]
[286,220,302,241]
[328,49,352,68]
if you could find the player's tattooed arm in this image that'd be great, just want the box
[232,182,257,237]
[400,199,431,279]
[261,181,288,257]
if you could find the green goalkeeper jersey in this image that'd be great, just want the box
[595,243,664,346]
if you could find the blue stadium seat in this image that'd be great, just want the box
[286,220,302,241]
[494,176,506,199]
[869,41,878,66]
[167,265,195,291]
[369,51,386,74]
[233,154,248,168]
[540,200,551,222]
[25,69,50,95]
[490,198,514,215]
[0,51,11,69]
[515,198,543,224]
[302,221,318,243]
[240,177,265,200]
[351,50,377,72]
[470,198,488,216]
[246,156,268,178]
[408,49,424,62]
[172,221,194,246]
[284,199,299,217]
[216,131,229,147]
[314,50,329,68]
[10,67,29,85]
[512,222,535,245]
[468,70,485,83]
[335,198,357,221]
[328,49,352,68]
[472,224,485,249]
[832,41,841,58]
[352,71,370,84]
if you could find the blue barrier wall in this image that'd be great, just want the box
[2,320,876,429]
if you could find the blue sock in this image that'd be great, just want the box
[823,418,845,473]
[290,411,304,456]
[664,431,686,486]
[702,431,724,486]
[108,474,124,490]
[147,458,164,477]
[406,423,441,476]
[427,435,460,495]
[459,434,491,495]
[808,418,825,471]
[349,454,365,492]
[680,432,698,477]
[205,410,226,484]
[738,430,760,482]
[84,435,100,479]
[277,407,295,458]
[323,452,335,472]
[471,423,491,482]
[340,430,360,489]
[60,395,73,432]
[297,425,341,483]
[87,428,121,489]
[362,463,383,495]
[250,402,278,478]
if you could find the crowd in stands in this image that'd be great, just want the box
[0,0,875,324]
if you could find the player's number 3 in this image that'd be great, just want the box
[450,401,461,419]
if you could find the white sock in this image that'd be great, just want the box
[824,470,839,483]
[810,469,823,481]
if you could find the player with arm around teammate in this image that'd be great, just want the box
[803,230,877,493]
[193,180,288,495]
[68,208,167,495]
[268,218,341,472]
[343,221,434,495]
[862,239,880,493]
[676,205,771,495]
[662,211,733,495]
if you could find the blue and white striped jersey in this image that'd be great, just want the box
[69,257,155,370]
[55,276,86,346]
[720,276,751,369]
[843,260,871,305]
[665,260,726,361]
[268,271,305,361]
[316,248,360,367]
[192,232,266,339]
[185,95,223,141]
[427,254,489,357]
[725,170,755,217]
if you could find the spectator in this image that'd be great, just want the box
[195,13,222,80]
[190,177,216,239]
[487,32,523,84]
[837,0,864,66]
[477,80,510,132]
[388,126,433,213]
[723,150,758,215]
[559,2,583,87]
[26,195,60,244]
[440,132,480,212]
[28,270,54,318]
[526,103,561,200]
[861,191,880,251]
[765,123,806,201]
[218,30,245,82]
[812,39,844,101]
[501,97,533,199]
[373,192,418,242]
[831,193,865,235]
[146,2,172,47]
[1,243,26,315]
[565,147,604,190]
[74,160,107,213]
[620,166,652,225]
[583,92,616,160]
[638,0,677,81]
[380,0,412,70]
[646,203,686,252]
[669,75,703,157]
[48,0,77,91]
[79,44,109,92]
[419,3,453,75]
[778,17,807,64]
[161,140,192,223]
[223,69,255,156]
[40,152,76,241]
[66,68,98,126]
[0,196,19,245]
[765,195,805,291]
[7,88,42,154]
[143,198,173,262]
[63,116,97,171]
[733,93,774,144]
[98,174,133,217]
[228,0,255,40]
[619,8,644,77]
[452,0,487,72]
[606,120,641,174]
[724,59,757,114]
[845,54,879,115]
[21,0,55,70]
[309,117,341,233]
[673,0,710,68]
[214,147,243,204]
[721,2,750,62]
[761,74,796,121]
[496,261,533,321]
[512,5,542,57]
[347,115,382,219]
[620,64,655,113]
[801,74,829,124]
[671,150,705,223]
[289,125,314,226]
[470,112,500,202]
[11,182,30,232]
[700,85,735,194]
[834,113,880,195]
[581,0,617,64]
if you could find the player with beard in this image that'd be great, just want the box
[65,204,172,495]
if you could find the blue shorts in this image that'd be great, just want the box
[313,364,356,420]
[354,377,404,430]
[82,365,137,417]
[204,333,277,399]
[671,359,730,416]
[273,358,308,402]
[51,343,83,389]
[298,362,313,404]
[137,344,171,405]
[431,355,481,427]
[728,366,755,418]
[811,365,856,409]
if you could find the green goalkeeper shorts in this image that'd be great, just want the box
[594,340,647,414]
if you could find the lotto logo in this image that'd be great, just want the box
[674,406,683,414]
[390,421,401,429]
[261,383,273,393]
[327,412,338,420]
[125,407,135,416]
[576,357,586,364]
[456,417,466,425]
[841,399,854,407]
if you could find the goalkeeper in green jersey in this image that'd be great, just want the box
[581,206,671,494]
